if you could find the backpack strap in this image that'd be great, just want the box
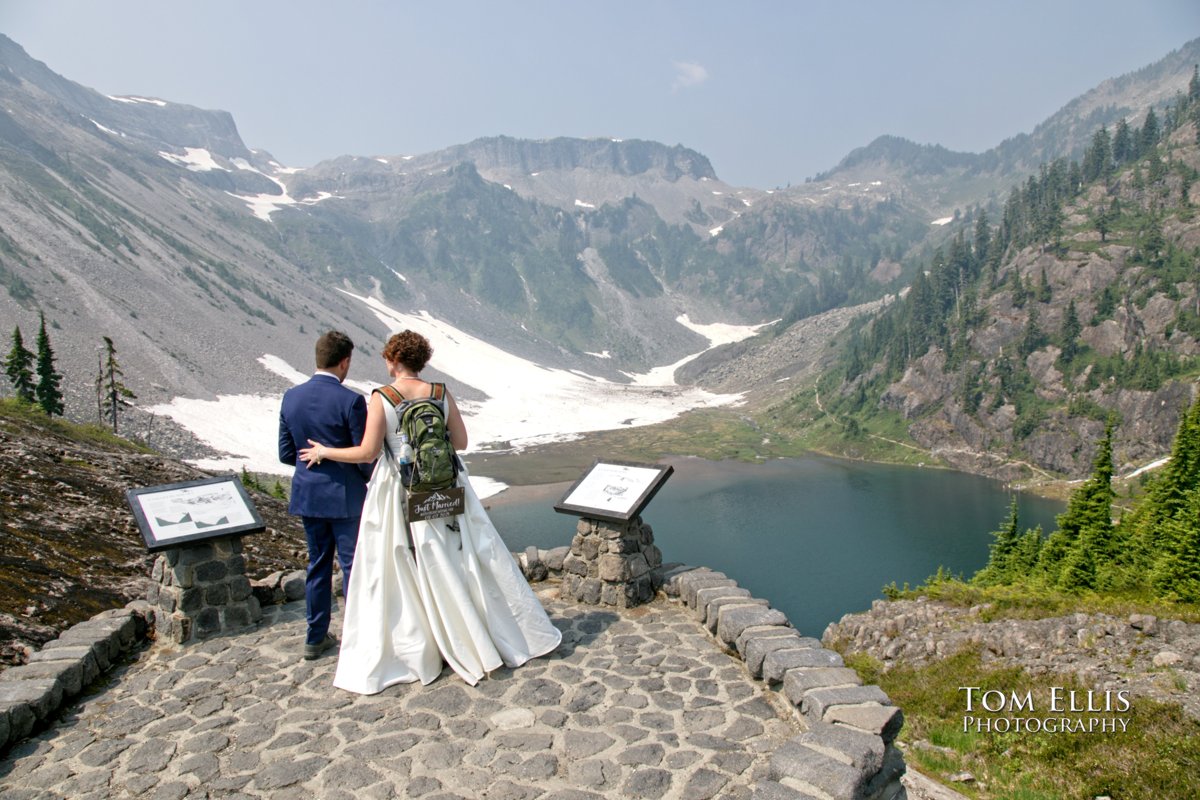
[374,384,405,407]
[430,382,446,402]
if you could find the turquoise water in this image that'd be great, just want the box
[486,456,1064,636]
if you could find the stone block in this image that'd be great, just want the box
[656,564,699,597]
[798,722,884,774]
[769,739,863,800]
[194,560,229,583]
[222,604,253,630]
[706,598,769,632]
[228,575,253,602]
[246,595,263,623]
[782,668,863,707]
[578,578,602,605]
[195,607,221,637]
[544,546,569,572]
[716,606,789,647]
[627,553,650,579]
[4,659,83,698]
[282,570,307,601]
[75,613,138,651]
[0,703,9,750]
[178,544,215,566]
[600,583,622,607]
[749,779,824,799]
[0,698,34,742]
[0,676,63,721]
[598,554,630,582]
[563,555,590,577]
[204,583,231,606]
[743,633,812,677]
[694,586,751,620]
[624,577,653,606]
[643,544,662,568]
[179,587,205,613]
[736,625,805,658]
[800,685,891,724]
[762,648,845,684]
[680,573,732,607]
[824,704,905,745]
[28,645,101,687]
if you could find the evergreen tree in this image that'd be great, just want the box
[1059,299,1082,364]
[1036,267,1052,302]
[1139,107,1160,156]
[1053,422,1117,591]
[1113,119,1133,165]
[1189,64,1200,102]
[974,498,1022,585]
[1133,396,1200,558]
[1150,485,1200,603]
[34,313,64,416]
[1082,126,1113,183]
[1011,526,1045,576]
[99,336,136,434]
[1019,305,1047,357]
[4,326,35,402]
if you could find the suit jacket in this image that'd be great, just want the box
[278,373,373,518]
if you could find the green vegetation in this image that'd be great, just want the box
[0,397,151,453]
[4,325,35,402]
[34,312,64,417]
[846,649,1200,800]
[97,336,136,434]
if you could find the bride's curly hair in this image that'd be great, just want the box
[383,330,432,373]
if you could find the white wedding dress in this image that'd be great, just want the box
[333,400,562,693]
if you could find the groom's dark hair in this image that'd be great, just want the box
[315,330,355,369]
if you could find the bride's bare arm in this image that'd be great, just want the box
[300,392,387,467]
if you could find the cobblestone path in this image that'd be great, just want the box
[0,589,799,799]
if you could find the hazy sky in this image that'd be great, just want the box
[2,1,1198,188]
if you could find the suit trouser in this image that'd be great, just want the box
[302,515,360,645]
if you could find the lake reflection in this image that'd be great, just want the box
[487,456,1063,636]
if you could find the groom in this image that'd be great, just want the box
[278,331,373,660]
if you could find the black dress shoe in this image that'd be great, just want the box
[303,634,338,660]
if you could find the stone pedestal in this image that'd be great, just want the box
[561,517,663,608]
[147,536,263,644]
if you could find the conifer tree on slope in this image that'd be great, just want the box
[1040,422,1116,591]
[1128,395,1200,565]
[34,313,63,417]
[4,326,35,402]
[1151,484,1200,603]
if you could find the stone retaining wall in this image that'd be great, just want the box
[519,548,909,800]
[0,602,155,754]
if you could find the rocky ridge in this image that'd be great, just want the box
[822,598,1200,720]
[0,408,305,666]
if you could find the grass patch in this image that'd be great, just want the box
[845,648,1200,799]
[0,398,152,453]
[884,576,1200,624]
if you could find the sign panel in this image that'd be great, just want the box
[406,486,466,522]
[126,475,265,552]
[554,460,674,523]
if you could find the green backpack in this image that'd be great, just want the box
[376,383,459,492]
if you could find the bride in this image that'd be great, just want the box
[298,330,562,692]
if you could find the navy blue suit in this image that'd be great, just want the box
[278,372,373,646]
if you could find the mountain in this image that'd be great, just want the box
[0,32,1196,478]
[806,38,1200,218]
[711,72,1200,482]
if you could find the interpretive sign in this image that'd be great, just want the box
[554,459,674,523]
[126,474,265,552]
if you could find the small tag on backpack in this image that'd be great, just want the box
[406,486,465,522]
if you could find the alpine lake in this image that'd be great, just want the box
[481,454,1064,637]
